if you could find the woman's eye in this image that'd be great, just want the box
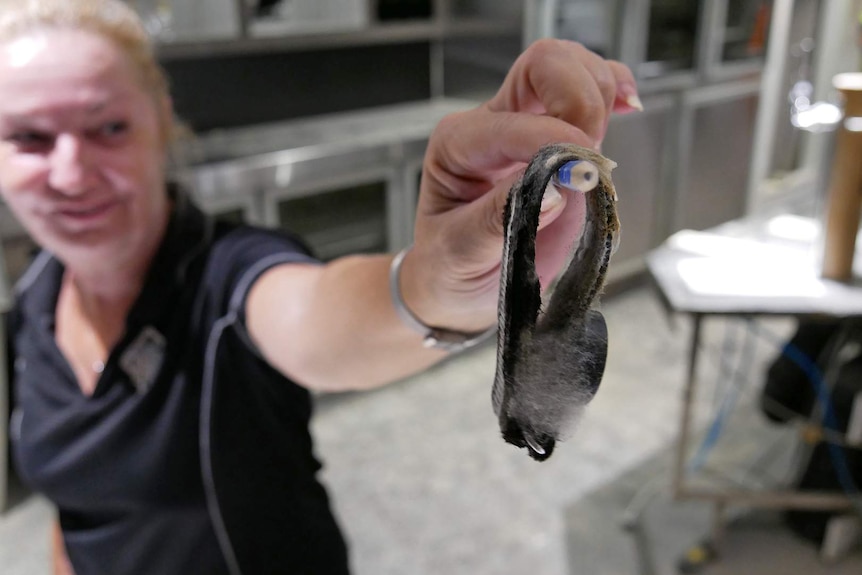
[5,131,52,150]
[83,121,129,142]
[97,121,129,138]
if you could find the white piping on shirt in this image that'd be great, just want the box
[200,311,244,575]
[13,250,53,297]
[199,251,317,575]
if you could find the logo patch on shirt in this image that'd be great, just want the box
[119,326,166,393]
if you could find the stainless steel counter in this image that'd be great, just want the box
[174,97,478,164]
[174,97,479,254]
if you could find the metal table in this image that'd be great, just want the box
[646,212,862,545]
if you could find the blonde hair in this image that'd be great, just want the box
[0,0,180,143]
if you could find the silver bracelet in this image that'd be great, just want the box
[389,246,496,353]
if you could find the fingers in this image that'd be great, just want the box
[609,60,643,113]
[534,185,586,288]
[422,108,592,208]
[487,39,641,146]
[479,174,585,292]
[413,167,575,286]
[480,170,571,251]
[424,40,640,208]
[411,39,637,307]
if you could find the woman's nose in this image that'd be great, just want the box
[48,133,94,195]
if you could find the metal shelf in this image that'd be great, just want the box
[156,18,519,61]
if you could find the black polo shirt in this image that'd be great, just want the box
[8,196,350,574]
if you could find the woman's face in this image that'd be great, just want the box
[0,27,170,268]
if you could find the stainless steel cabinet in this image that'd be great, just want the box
[132,0,522,60]
[642,0,702,78]
[275,183,389,260]
[602,96,675,272]
[720,0,773,63]
[675,86,762,232]
[528,1,828,275]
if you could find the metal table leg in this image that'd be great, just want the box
[674,313,703,497]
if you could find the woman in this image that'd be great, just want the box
[0,0,641,573]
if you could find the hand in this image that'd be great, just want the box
[402,39,641,332]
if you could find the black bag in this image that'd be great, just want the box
[761,321,862,544]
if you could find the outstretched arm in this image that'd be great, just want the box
[52,520,74,575]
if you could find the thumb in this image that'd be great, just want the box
[421,171,571,280]
[485,172,569,240]
[481,174,574,292]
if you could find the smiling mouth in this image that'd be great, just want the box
[55,200,118,223]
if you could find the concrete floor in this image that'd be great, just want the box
[1,283,859,574]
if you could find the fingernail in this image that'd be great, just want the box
[540,182,563,212]
[617,84,644,112]
[625,93,644,111]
